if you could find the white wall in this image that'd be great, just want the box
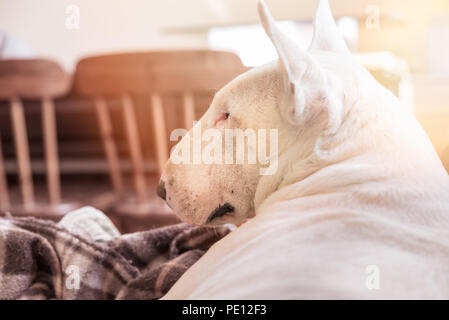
[0,0,400,71]
[0,0,447,72]
[0,0,209,71]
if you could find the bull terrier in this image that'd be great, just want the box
[159,0,449,298]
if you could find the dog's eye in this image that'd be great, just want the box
[215,112,230,125]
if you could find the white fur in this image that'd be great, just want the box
[161,0,449,299]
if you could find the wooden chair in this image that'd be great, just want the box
[73,50,248,227]
[0,59,72,217]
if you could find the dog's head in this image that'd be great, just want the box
[158,0,374,225]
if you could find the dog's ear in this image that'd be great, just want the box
[258,0,342,132]
[309,0,350,54]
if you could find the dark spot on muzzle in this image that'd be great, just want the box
[157,180,166,201]
[207,202,235,223]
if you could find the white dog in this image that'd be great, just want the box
[159,0,449,299]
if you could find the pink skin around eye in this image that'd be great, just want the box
[214,112,230,126]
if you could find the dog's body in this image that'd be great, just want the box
[161,1,449,299]
[163,63,449,299]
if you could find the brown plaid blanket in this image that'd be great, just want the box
[0,207,230,300]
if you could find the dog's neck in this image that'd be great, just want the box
[254,85,449,224]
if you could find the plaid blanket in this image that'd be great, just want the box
[0,207,230,300]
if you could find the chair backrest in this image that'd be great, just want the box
[73,50,248,204]
[0,59,70,212]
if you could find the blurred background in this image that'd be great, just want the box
[0,0,448,232]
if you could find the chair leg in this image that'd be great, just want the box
[10,97,35,210]
[94,97,124,198]
[151,94,168,177]
[122,94,147,204]
[42,98,61,207]
[0,135,10,211]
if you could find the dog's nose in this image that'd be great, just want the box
[157,180,166,201]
